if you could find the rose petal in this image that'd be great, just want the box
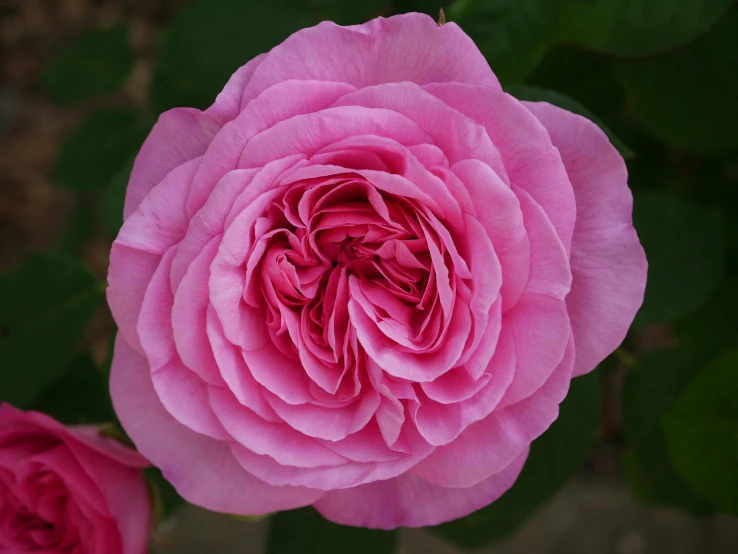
[108,158,200,353]
[313,449,527,529]
[411,335,574,488]
[240,13,500,106]
[124,111,218,220]
[208,387,347,468]
[524,101,647,376]
[110,336,324,514]
[189,80,354,217]
[425,83,576,254]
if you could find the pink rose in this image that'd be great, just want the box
[107,13,646,529]
[0,404,150,553]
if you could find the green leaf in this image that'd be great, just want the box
[448,0,558,84]
[41,25,134,104]
[616,7,738,152]
[435,370,601,548]
[394,0,448,15]
[101,329,117,379]
[267,507,398,554]
[621,348,716,515]
[0,254,101,407]
[674,279,738,354]
[557,0,735,56]
[314,0,390,24]
[633,193,723,327]
[152,0,317,112]
[663,351,738,515]
[30,354,114,425]
[52,109,147,191]
[55,200,94,257]
[101,160,133,236]
[506,84,635,159]
[147,467,186,523]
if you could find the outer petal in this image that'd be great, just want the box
[411,336,574,488]
[425,83,576,255]
[313,450,527,529]
[188,80,353,217]
[240,13,500,106]
[524,102,647,376]
[123,109,219,219]
[108,157,200,353]
[109,335,324,514]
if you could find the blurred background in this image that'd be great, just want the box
[1,1,737,553]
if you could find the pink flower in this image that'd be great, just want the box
[0,404,150,553]
[107,13,647,529]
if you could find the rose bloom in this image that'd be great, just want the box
[107,13,646,529]
[0,404,150,553]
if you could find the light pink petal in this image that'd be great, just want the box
[461,296,503,381]
[411,336,574,488]
[420,362,493,405]
[314,450,527,529]
[135,239,228,440]
[240,13,499,106]
[349,288,472,382]
[449,159,531,311]
[497,294,570,409]
[452,214,502,369]
[205,306,281,421]
[123,110,219,219]
[281,309,343,394]
[135,247,177,371]
[108,158,199,352]
[172,155,302,288]
[425,83,576,254]
[229,445,373,491]
[188,80,355,217]
[524,102,647,376]
[208,387,347,468]
[494,185,572,408]
[238,106,431,170]
[412,326,517,445]
[262,388,380,442]
[150,362,229,440]
[208,185,286,352]
[170,168,258,288]
[106,246,161,354]
[110,336,324,514]
[282,163,443,217]
[117,156,198,254]
[317,423,406,463]
[332,82,507,180]
[230,424,434,491]
[513,185,572,299]
[308,134,463,228]
[171,236,224,386]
